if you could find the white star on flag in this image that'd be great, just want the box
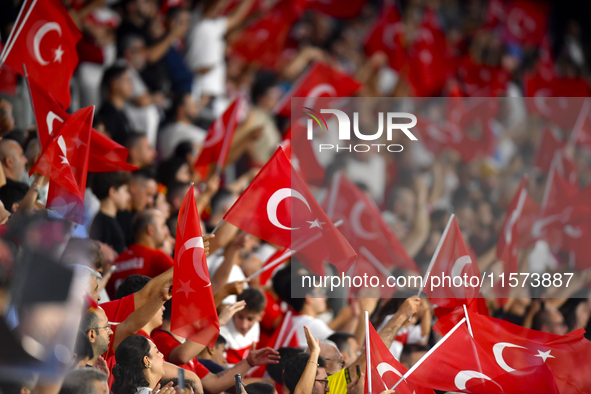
[177,279,196,298]
[307,219,325,229]
[534,349,555,362]
[53,45,64,63]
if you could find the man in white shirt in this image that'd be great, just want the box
[184,0,256,113]
[158,93,207,160]
[290,287,335,345]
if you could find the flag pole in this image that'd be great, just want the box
[210,219,224,235]
[247,248,295,280]
[463,304,473,338]
[391,317,467,390]
[408,213,455,321]
[568,97,591,145]
[365,311,371,394]
[0,0,30,63]
[359,246,392,278]
[22,64,41,144]
[0,0,38,67]
[540,153,558,210]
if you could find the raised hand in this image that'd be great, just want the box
[304,326,320,356]
[218,300,246,326]
[247,342,280,366]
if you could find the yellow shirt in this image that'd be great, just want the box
[327,367,352,394]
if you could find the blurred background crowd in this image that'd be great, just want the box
[1,0,591,393]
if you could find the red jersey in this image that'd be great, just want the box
[100,294,135,324]
[259,292,284,347]
[107,244,174,298]
[152,329,211,379]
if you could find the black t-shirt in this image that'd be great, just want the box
[117,209,136,247]
[97,101,133,145]
[89,211,127,254]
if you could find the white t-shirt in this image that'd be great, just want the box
[158,121,207,160]
[185,17,228,97]
[291,314,335,345]
[207,251,248,304]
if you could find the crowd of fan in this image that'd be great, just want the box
[1,0,591,393]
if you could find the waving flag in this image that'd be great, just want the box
[440,309,591,394]
[194,98,243,179]
[223,147,357,275]
[309,0,367,19]
[30,106,93,224]
[275,62,362,118]
[420,215,481,312]
[363,1,405,71]
[230,0,305,69]
[365,317,434,394]
[323,173,418,272]
[405,318,558,394]
[171,185,219,347]
[288,121,326,187]
[27,78,137,173]
[2,0,81,108]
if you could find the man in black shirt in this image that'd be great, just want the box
[89,171,131,254]
[97,65,135,144]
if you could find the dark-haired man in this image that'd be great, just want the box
[89,171,131,254]
[124,132,156,169]
[97,65,134,144]
[107,209,172,298]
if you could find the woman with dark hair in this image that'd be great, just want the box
[112,335,174,394]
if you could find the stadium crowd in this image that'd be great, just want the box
[0,0,591,393]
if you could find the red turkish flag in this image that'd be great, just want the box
[171,186,219,347]
[194,98,243,179]
[409,318,558,394]
[223,147,357,275]
[421,215,481,311]
[456,310,591,394]
[309,0,367,19]
[288,121,326,187]
[456,56,509,97]
[3,0,81,108]
[365,319,434,394]
[27,78,137,172]
[323,173,418,272]
[30,106,93,224]
[534,127,565,173]
[533,163,591,248]
[524,75,589,129]
[497,177,528,274]
[503,1,549,47]
[405,8,454,97]
[274,62,362,118]
[364,2,405,71]
[230,0,305,70]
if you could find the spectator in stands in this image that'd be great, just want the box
[532,308,569,335]
[246,382,277,394]
[97,65,135,144]
[0,139,27,183]
[80,308,114,368]
[197,334,228,372]
[108,209,172,297]
[117,168,159,245]
[327,332,360,368]
[220,288,267,366]
[72,330,95,368]
[283,327,327,394]
[58,368,108,394]
[267,347,304,393]
[124,132,156,169]
[158,92,207,161]
[90,171,131,254]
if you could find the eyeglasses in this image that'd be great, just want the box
[324,358,345,369]
[315,380,329,389]
[92,325,111,332]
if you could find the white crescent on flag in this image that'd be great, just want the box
[267,188,311,230]
[33,22,62,66]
